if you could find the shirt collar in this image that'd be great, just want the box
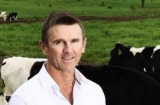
[38,63,88,91]
[38,63,59,91]
[74,68,88,86]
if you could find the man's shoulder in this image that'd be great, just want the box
[12,75,40,97]
[83,79,103,93]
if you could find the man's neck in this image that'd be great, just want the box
[45,63,75,104]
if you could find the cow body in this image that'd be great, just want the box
[0,56,47,101]
[7,12,18,21]
[0,11,7,21]
[108,43,160,82]
[152,45,160,82]
[0,95,7,105]
[77,64,160,105]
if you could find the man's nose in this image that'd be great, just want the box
[63,43,72,53]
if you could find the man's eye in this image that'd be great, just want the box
[72,39,79,43]
[54,40,64,45]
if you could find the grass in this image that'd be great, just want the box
[0,0,159,65]
[0,22,44,58]
[82,18,160,64]
[1,18,160,64]
[0,0,160,18]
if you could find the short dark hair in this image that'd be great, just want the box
[41,12,85,45]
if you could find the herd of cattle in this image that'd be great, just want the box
[0,11,18,21]
[0,43,160,105]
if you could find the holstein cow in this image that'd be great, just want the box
[0,56,47,103]
[0,11,7,21]
[77,64,160,105]
[108,43,160,82]
[29,62,160,105]
[7,12,18,21]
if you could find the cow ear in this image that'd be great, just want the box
[118,48,122,55]
[115,43,123,55]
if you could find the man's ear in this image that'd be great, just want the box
[39,40,47,55]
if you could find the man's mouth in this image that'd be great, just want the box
[62,56,74,61]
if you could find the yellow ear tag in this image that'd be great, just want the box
[118,48,122,55]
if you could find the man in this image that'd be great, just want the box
[9,12,106,105]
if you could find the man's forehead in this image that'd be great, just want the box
[49,25,83,38]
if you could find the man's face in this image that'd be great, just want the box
[41,24,87,72]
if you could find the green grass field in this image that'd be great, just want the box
[1,0,160,18]
[0,18,160,64]
[0,0,160,63]
[0,0,160,91]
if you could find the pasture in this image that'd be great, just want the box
[0,0,160,91]
[0,18,160,64]
[0,0,160,18]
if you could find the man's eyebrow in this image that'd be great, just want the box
[51,39,64,43]
[52,37,81,42]
[72,38,80,40]
[54,38,63,41]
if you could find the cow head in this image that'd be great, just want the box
[108,43,144,71]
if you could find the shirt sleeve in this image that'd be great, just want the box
[8,95,27,105]
[98,85,106,105]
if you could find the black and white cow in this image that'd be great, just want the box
[0,56,47,103]
[0,11,7,21]
[108,43,160,82]
[7,12,18,21]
